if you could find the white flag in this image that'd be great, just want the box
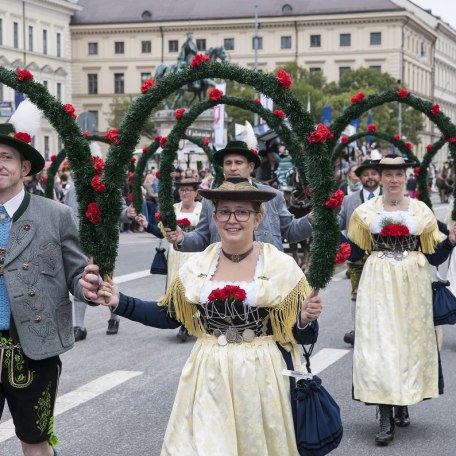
[307,93,311,113]
[213,82,226,147]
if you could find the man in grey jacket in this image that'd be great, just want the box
[165,140,313,250]
[0,132,92,456]
[337,159,381,346]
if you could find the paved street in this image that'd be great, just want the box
[1,200,456,455]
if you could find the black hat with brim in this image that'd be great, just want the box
[213,140,261,169]
[0,134,45,176]
[354,159,380,177]
[174,177,201,189]
[198,177,276,202]
[372,156,417,171]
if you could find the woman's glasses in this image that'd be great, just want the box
[214,209,259,222]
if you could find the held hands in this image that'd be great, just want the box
[80,263,120,308]
[164,226,184,245]
[135,213,149,228]
[300,291,322,326]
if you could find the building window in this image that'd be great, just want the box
[339,66,351,78]
[28,26,33,52]
[196,39,206,51]
[13,22,19,48]
[252,36,263,50]
[114,73,124,94]
[88,74,98,94]
[43,80,48,88]
[141,72,152,83]
[224,38,234,50]
[169,40,178,52]
[0,19,3,46]
[309,67,322,74]
[56,32,61,57]
[369,65,381,72]
[115,41,124,54]
[88,110,99,131]
[141,40,151,53]
[340,33,351,47]
[56,82,62,101]
[88,42,98,55]
[43,29,48,54]
[44,136,50,160]
[310,34,321,48]
[281,36,292,49]
[370,32,381,45]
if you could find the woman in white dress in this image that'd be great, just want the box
[348,155,456,446]
[82,178,323,456]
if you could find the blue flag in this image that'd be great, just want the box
[322,105,332,126]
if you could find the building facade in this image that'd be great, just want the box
[0,0,80,161]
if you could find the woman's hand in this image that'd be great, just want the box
[135,213,149,229]
[80,264,120,308]
[300,293,322,326]
[164,226,184,245]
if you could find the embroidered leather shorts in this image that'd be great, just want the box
[0,331,61,445]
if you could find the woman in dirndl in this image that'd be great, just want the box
[82,178,323,456]
[347,154,456,446]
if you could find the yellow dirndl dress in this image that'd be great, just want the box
[158,243,310,456]
[348,197,441,405]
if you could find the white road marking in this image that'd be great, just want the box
[114,269,151,284]
[309,348,350,375]
[0,370,142,442]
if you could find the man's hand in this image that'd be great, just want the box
[164,226,184,245]
[306,211,314,224]
[135,213,148,229]
[126,204,138,219]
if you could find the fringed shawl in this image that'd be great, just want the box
[347,196,441,253]
[158,243,310,347]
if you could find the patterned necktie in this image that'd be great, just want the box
[368,192,375,200]
[0,205,11,330]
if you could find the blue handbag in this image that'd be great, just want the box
[432,278,456,326]
[150,242,167,275]
[293,345,343,456]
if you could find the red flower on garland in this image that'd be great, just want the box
[431,103,440,115]
[202,137,210,146]
[254,97,261,104]
[405,142,413,150]
[305,185,311,198]
[90,156,104,175]
[208,285,247,303]
[41,176,47,185]
[276,69,292,90]
[448,136,456,144]
[154,134,162,142]
[83,131,90,138]
[380,223,410,237]
[64,104,77,120]
[142,146,148,153]
[394,134,400,141]
[175,108,185,120]
[154,211,161,221]
[308,124,334,144]
[127,192,133,203]
[351,92,365,104]
[334,243,351,264]
[104,128,119,145]
[17,68,34,81]
[131,157,137,164]
[274,109,285,120]
[396,88,408,99]
[13,132,32,143]
[50,154,57,162]
[209,88,223,101]
[176,218,191,228]
[426,144,432,151]
[159,136,168,148]
[128,171,134,185]
[91,175,107,193]
[85,202,102,224]
[191,54,210,68]
[141,79,156,94]
[413,167,420,177]
[325,189,344,209]
[367,124,377,132]
[341,136,349,144]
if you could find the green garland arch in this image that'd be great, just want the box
[45,149,67,199]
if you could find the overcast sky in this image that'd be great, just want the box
[411,0,456,30]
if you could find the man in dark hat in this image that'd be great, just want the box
[164,140,313,251]
[0,131,92,456]
[338,159,381,346]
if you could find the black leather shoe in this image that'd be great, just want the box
[343,330,355,346]
[106,319,119,335]
[394,406,410,427]
[177,326,189,342]
[74,326,87,342]
[375,405,395,445]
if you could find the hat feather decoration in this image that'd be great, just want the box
[89,141,102,158]
[9,98,43,137]
[241,121,258,151]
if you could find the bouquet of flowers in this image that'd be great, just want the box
[207,285,247,304]
[380,217,410,237]
[176,217,193,232]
